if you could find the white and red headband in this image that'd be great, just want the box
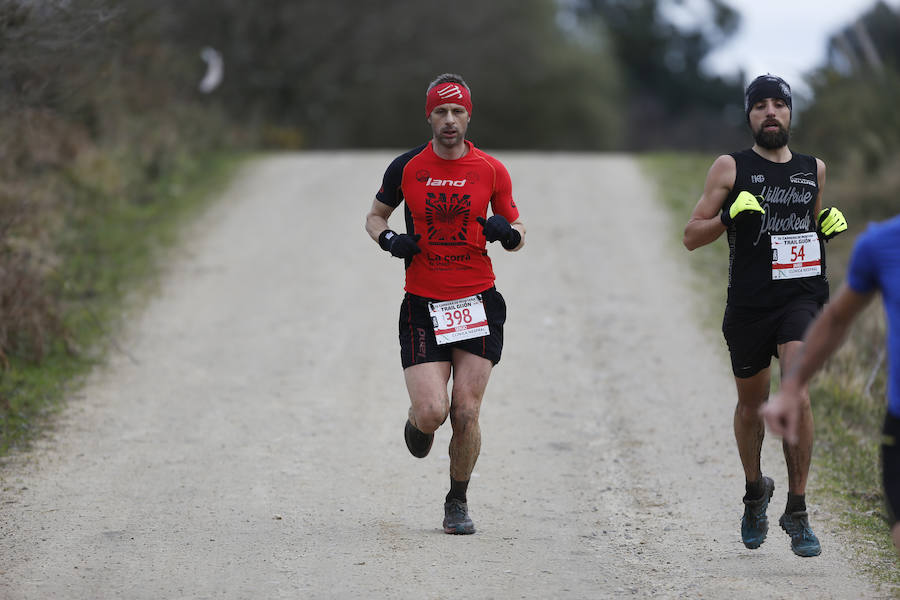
[426,82,472,117]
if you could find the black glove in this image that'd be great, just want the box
[378,229,421,259]
[476,215,521,250]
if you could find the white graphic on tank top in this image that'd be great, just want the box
[789,172,817,187]
[759,185,813,206]
[753,185,814,246]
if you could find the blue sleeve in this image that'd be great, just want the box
[846,230,878,294]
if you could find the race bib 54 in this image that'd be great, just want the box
[771,232,821,280]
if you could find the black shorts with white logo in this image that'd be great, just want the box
[722,297,823,378]
[398,287,506,369]
[882,411,900,526]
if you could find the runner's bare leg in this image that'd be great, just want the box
[734,368,772,483]
[778,340,814,494]
[447,349,492,481]
[404,362,451,434]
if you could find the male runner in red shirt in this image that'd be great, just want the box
[365,73,525,534]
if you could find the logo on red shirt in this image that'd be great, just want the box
[425,178,466,187]
[425,193,471,246]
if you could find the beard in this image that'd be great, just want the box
[754,123,790,149]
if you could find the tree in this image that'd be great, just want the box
[568,0,746,150]
[824,0,899,76]
[799,1,900,173]
[794,2,900,222]
[158,0,625,150]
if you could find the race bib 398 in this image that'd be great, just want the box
[428,294,490,345]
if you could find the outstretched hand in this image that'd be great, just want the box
[760,390,801,445]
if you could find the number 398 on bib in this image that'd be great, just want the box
[428,294,490,345]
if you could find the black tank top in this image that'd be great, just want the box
[723,149,829,308]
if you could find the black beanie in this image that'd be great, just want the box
[744,74,792,121]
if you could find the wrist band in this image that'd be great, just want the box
[720,210,731,227]
[379,229,397,251]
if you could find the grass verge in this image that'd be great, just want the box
[0,151,246,455]
[641,151,899,592]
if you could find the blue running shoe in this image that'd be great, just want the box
[741,476,774,549]
[779,511,821,557]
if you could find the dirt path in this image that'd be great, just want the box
[0,153,888,599]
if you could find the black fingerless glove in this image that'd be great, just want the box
[378,229,422,259]
[476,215,521,250]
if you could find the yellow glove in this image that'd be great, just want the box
[817,207,847,241]
[721,191,765,226]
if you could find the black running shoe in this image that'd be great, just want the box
[404,420,433,458]
[779,510,821,557]
[741,476,775,549]
[443,499,475,535]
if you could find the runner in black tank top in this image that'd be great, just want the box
[683,75,848,558]
[724,149,829,309]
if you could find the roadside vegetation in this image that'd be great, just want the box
[0,2,248,452]
[0,149,242,453]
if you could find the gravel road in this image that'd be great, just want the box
[0,153,890,599]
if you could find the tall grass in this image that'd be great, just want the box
[0,1,256,454]
[0,147,243,454]
[642,152,898,589]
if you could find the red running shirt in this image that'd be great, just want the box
[376,140,519,300]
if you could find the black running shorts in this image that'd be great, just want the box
[399,287,506,369]
[882,411,900,526]
[722,297,823,378]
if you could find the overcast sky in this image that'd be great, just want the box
[696,0,900,97]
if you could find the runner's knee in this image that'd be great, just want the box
[735,378,770,412]
[735,398,766,421]
[411,400,449,433]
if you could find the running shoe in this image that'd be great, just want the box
[741,476,775,549]
[443,499,475,535]
[404,420,433,458]
[779,510,822,557]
